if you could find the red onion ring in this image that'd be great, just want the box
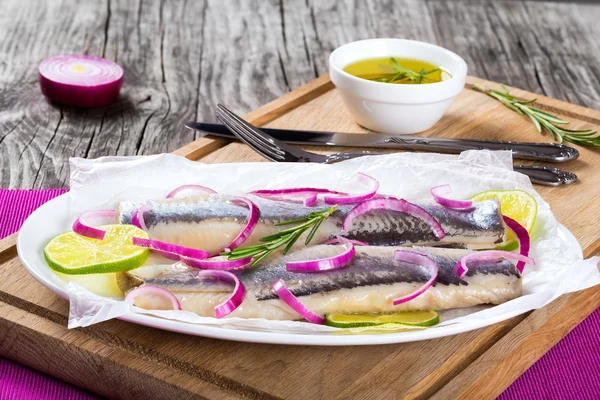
[125,285,182,311]
[272,279,324,324]
[286,237,355,272]
[456,250,535,278]
[251,188,346,207]
[181,256,252,270]
[342,197,446,239]
[324,173,379,204]
[502,216,531,273]
[430,185,473,209]
[392,251,439,305]
[166,184,217,198]
[131,205,151,231]
[38,54,123,108]
[197,270,246,318]
[72,210,116,240]
[321,237,368,246]
[132,237,210,260]
[225,197,260,250]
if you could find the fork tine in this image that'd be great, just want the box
[217,104,287,156]
[216,108,285,158]
[216,108,285,161]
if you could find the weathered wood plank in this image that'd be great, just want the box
[1,0,600,189]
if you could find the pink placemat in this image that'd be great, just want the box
[0,189,598,399]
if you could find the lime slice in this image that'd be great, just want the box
[44,225,150,275]
[470,190,538,250]
[325,311,440,328]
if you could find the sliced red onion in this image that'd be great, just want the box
[181,256,252,270]
[343,197,446,239]
[38,54,123,108]
[125,285,182,311]
[430,185,473,209]
[456,250,535,278]
[322,237,368,246]
[502,216,531,273]
[131,205,151,231]
[272,279,324,324]
[197,270,245,318]
[132,236,210,260]
[251,188,346,206]
[286,237,355,272]
[392,251,439,305]
[166,184,217,199]
[72,210,116,240]
[225,197,260,250]
[324,173,379,205]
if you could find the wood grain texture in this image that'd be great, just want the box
[0,74,599,399]
[1,0,599,188]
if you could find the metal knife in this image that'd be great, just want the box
[184,122,579,163]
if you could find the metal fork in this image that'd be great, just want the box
[216,104,377,163]
[215,104,577,186]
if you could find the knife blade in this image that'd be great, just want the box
[184,122,579,163]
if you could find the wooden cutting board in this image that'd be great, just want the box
[1,75,599,400]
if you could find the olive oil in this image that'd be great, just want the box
[343,57,449,84]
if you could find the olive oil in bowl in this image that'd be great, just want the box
[344,57,450,84]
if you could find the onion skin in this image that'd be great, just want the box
[286,237,355,272]
[456,250,535,278]
[272,279,324,324]
[197,270,245,318]
[72,210,116,240]
[132,236,210,260]
[392,251,439,305]
[225,197,260,251]
[38,54,123,108]
[323,173,379,205]
[125,285,182,311]
[166,185,216,198]
[430,185,473,210]
[181,256,252,270]
[502,216,531,273]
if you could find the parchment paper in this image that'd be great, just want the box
[65,151,600,333]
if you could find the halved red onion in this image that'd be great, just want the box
[132,237,210,260]
[38,54,123,108]
[131,205,151,231]
[456,250,535,278]
[322,237,368,246]
[251,188,346,206]
[323,173,379,205]
[225,197,260,250]
[125,285,182,311]
[286,237,355,272]
[502,216,531,273]
[430,185,473,209]
[342,197,446,239]
[197,270,245,318]
[181,256,252,270]
[392,251,439,305]
[166,184,217,199]
[72,210,116,240]
[272,279,324,324]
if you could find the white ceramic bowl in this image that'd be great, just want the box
[329,39,467,134]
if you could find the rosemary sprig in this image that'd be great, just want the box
[220,205,338,266]
[369,58,440,84]
[473,84,600,146]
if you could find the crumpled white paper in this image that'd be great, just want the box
[66,151,600,333]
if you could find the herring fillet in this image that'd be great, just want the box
[116,194,505,253]
[118,245,522,321]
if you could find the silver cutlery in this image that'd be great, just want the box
[185,122,579,163]
[214,104,578,186]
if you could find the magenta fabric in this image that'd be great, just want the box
[0,189,598,399]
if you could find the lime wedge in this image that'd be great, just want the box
[44,225,149,275]
[325,311,440,328]
[470,189,538,250]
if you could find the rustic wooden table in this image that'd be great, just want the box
[1,0,599,188]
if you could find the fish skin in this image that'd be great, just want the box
[116,194,505,252]
[119,245,521,320]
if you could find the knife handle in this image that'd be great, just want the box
[514,165,578,186]
[384,136,579,163]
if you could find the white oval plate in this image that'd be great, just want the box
[17,193,582,346]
